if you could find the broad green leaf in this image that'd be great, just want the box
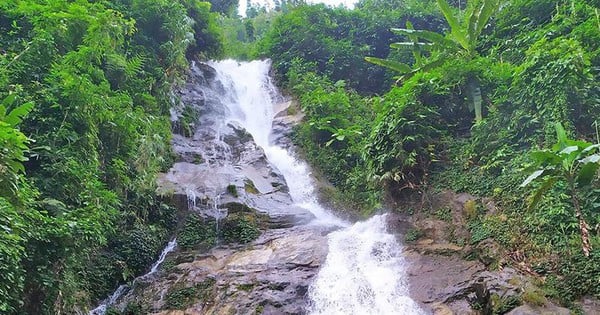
[391,28,458,50]
[0,94,17,120]
[521,169,545,187]
[580,153,600,164]
[581,143,600,154]
[554,122,568,150]
[396,58,446,82]
[467,0,482,47]
[365,57,412,73]
[559,146,579,155]
[527,176,558,210]
[530,151,560,165]
[390,42,432,49]
[577,162,600,186]
[0,93,16,108]
[475,0,500,38]
[4,102,34,127]
[436,0,469,50]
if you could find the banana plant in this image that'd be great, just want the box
[521,123,600,257]
[366,0,500,122]
[0,94,33,199]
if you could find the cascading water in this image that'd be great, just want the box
[209,59,424,314]
[89,239,177,315]
[210,60,346,227]
[308,215,425,314]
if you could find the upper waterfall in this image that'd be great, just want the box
[209,59,347,227]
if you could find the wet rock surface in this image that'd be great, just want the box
[109,63,323,314]
[114,226,329,314]
[386,191,599,315]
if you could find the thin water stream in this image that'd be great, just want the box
[89,239,177,315]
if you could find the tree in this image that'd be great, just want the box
[521,123,600,257]
[366,0,500,122]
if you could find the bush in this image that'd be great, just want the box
[552,250,600,303]
[221,213,261,244]
[164,278,216,310]
[177,214,217,251]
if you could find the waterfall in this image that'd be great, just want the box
[208,59,424,314]
[210,59,347,227]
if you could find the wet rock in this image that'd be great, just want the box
[270,100,304,148]
[578,296,600,315]
[506,303,571,315]
[404,251,485,306]
[113,226,328,314]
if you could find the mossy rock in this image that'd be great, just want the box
[223,202,255,214]
[222,202,269,229]
[226,184,238,197]
[177,214,217,251]
[164,278,216,310]
[244,179,259,194]
[236,282,257,291]
[222,212,261,244]
[490,293,522,314]
[177,204,264,250]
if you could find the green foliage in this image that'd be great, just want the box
[522,123,600,256]
[549,250,600,303]
[491,294,522,314]
[0,198,25,313]
[257,3,445,94]
[287,60,380,212]
[221,213,260,244]
[364,80,443,192]
[0,94,33,200]
[0,0,223,312]
[226,184,238,197]
[207,0,239,16]
[177,214,217,251]
[404,228,424,243]
[164,278,216,309]
[469,220,492,245]
[367,0,500,122]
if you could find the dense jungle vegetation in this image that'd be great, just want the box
[1,0,600,313]
[243,0,600,309]
[0,0,223,312]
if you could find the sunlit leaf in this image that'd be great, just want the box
[4,102,34,127]
[364,57,412,73]
[521,169,545,187]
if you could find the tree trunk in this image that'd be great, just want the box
[571,189,592,257]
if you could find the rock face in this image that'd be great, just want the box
[114,226,329,314]
[386,191,595,315]
[108,63,325,315]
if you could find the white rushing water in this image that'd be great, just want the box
[209,59,424,314]
[308,215,425,314]
[89,239,177,315]
[210,59,347,227]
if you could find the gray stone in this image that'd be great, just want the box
[506,303,571,315]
